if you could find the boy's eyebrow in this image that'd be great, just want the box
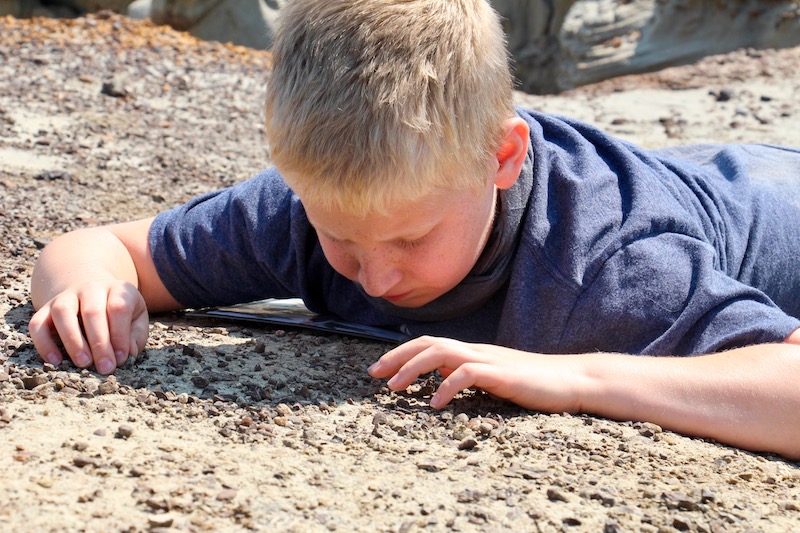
[312,218,440,243]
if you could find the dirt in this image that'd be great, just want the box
[1,12,800,533]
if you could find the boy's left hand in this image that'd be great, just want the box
[368,335,584,413]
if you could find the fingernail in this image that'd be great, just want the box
[387,375,399,388]
[430,393,442,409]
[74,351,91,367]
[367,362,379,373]
[96,358,114,375]
[43,352,58,365]
[115,351,126,364]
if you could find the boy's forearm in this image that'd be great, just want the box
[576,344,800,459]
[30,227,139,309]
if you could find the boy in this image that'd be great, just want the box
[28,0,800,459]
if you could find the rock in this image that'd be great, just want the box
[73,456,97,468]
[33,170,71,181]
[662,491,700,512]
[216,488,237,501]
[673,516,693,531]
[63,1,135,12]
[495,0,800,94]
[416,460,447,473]
[458,437,479,450]
[546,487,569,503]
[97,378,119,395]
[101,76,131,98]
[132,0,287,50]
[116,424,134,438]
[21,374,48,390]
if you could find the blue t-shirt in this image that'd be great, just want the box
[149,108,800,356]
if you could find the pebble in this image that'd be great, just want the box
[417,460,447,472]
[100,76,130,98]
[116,424,134,439]
[216,488,237,501]
[73,456,96,468]
[457,437,478,450]
[148,515,175,528]
[97,380,119,395]
[546,487,569,503]
[22,375,48,390]
[662,491,699,511]
[673,515,693,531]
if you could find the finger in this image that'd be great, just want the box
[106,285,138,364]
[387,339,486,391]
[430,363,505,409]
[130,309,150,356]
[48,293,93,368]
[369,335,465,381]
[77,287,117,375]
[28,306,64,366]
[368,335,441,378]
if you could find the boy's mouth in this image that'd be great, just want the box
[383,290,412,304]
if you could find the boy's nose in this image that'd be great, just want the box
[357,256,402,298]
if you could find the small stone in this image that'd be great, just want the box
[372,412,388,425]
[73,456,96,468]
[457,437,478,450]
[97,380,119,395]
[715,88,734,102]
[22,375,48,390]
[191,376,209,388]
[116,425,134,439]
[93,428,107,437]
[547,487,569,503]
[216,488,237,501]
[33,170,72,182]
[417,460,446,472]
[673,516,693,531]
[662,491,699,511]
[148,515,175,528]
[700,488,716,503]
[101,76,131,98]
[145,498,170,511]
[784,501,800,511]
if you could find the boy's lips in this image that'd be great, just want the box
[383,290,412,303]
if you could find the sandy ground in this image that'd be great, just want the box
[2,13,800,533]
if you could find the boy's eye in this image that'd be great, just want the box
[398,236,426,249]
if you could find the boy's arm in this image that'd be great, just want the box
[369,332,800,460]
[29,217,181,374]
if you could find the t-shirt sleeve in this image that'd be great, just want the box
[148,169,318,308]
[558,232,800,355]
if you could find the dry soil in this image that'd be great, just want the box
[2,13,800,533]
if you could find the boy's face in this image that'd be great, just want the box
[302,181,497,308]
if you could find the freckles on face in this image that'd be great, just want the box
[303,185,497,306]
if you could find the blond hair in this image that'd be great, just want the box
[264,0,514,216]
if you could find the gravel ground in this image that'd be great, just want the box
[2,13,800,533]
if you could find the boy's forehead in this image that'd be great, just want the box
[302,187,484,237]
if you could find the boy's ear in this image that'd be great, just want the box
[493,117,530,190]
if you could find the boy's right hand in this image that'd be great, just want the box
[28,279,150,375]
